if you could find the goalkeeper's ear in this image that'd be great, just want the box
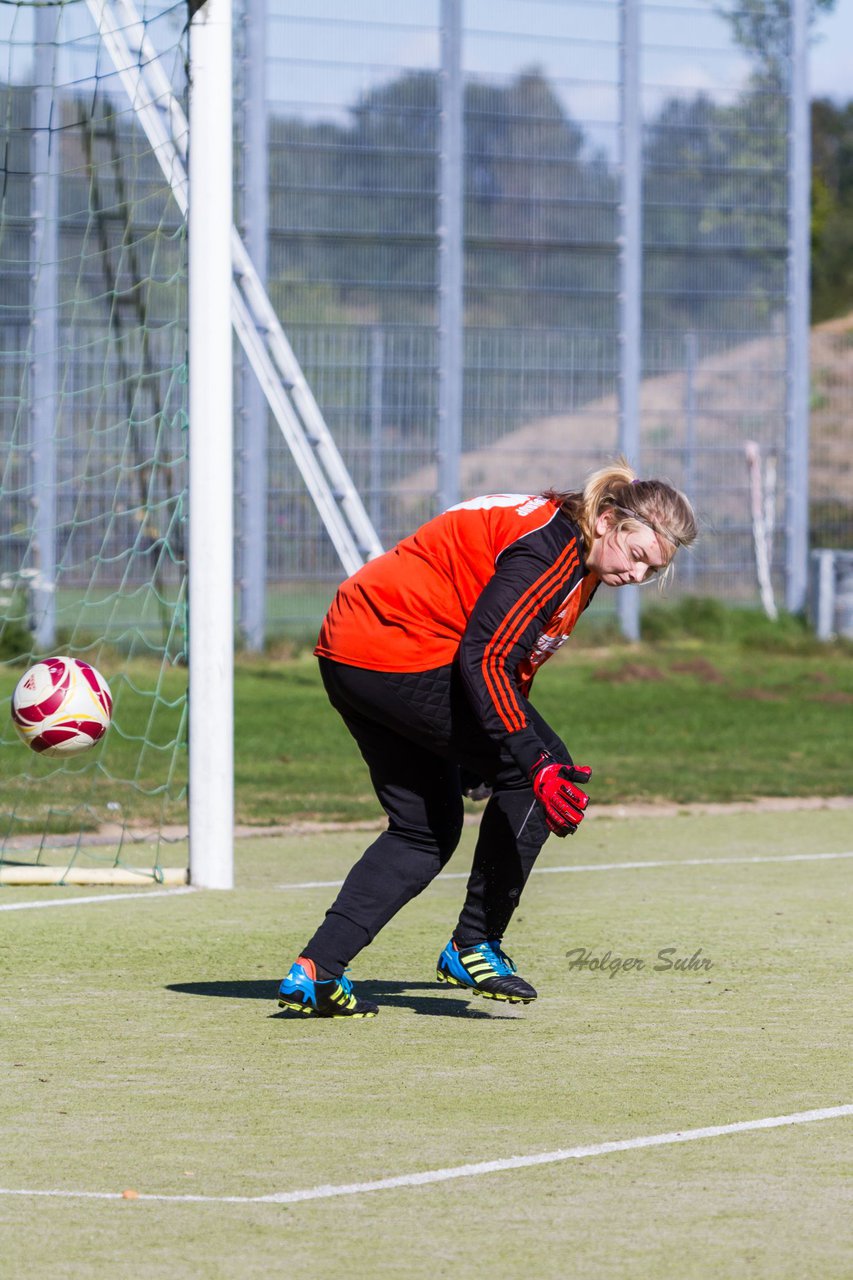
[593,508,617,539]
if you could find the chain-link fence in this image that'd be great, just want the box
[2,0,845,648]
[234,0,828,637]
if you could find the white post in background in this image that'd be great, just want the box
[785,0,810,614]
[30,8,59,652]
[188,0,234,889]
[437,0,463,512]
[683,330,697,589]
[238,0,268,652]
[617,0,642,641]
[369,326,385,538]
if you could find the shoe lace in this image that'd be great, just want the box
[476,940,516,977]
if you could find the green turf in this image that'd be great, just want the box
[1,808,851,1278]
[2,630,853,842]
[0,582,338,661]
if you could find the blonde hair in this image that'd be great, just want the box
[544,458,697,567]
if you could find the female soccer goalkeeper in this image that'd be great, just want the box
[278,460,697,1017]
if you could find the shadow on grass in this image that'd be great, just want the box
[168,980,280,1000]
[166,979,519,1019]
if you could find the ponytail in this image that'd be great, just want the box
[544,458,697,562]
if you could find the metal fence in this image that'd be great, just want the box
[235,0,821,638]
[1,0,841,650]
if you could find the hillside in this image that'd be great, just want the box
[399,315,853,522]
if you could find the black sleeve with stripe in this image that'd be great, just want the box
[458,515,586,776]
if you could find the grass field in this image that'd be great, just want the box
[2,806,851,1278]
[2,614,853,841]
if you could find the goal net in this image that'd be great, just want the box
[0,0,189,883]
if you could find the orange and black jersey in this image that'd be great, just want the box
[315,494,599,774]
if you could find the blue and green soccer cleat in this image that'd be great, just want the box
[436,938,537,1004]
[277,956,379,1018]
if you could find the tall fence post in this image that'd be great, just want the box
[238,0,268,651]
[369,326,385,539]
[30,8,59,652]
[785,0,810,615]
[188,0,234,889]
[683,330,697,589]
[618,0,642,640]
[437,0,463,512]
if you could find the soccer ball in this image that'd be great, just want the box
[11,657,113,757]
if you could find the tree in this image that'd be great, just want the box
[810,97,853,320]
[717,0,837,91]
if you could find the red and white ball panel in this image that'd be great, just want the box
[11,657,113,757]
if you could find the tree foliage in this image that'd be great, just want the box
[268,66,794,343]
[811,97,853,320]
[717,0,837,90]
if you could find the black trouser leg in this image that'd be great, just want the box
[453,786,551,946]
[301,718,463,977]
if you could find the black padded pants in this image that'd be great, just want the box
[299,658,566,977]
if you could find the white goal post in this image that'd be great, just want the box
[187,0,234,888]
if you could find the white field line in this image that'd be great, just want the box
[0,888,194,913]
[277,849,853,890]
[5,852,850,907]
[0,1105,850,1207]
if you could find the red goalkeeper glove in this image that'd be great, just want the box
[529,751,592,837]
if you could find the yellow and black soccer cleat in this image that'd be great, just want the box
[278,956,379,1018]
[436,938,537,1004]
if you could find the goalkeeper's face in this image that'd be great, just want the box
[586,511,670,586]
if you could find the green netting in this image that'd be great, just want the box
[0,0,189,880]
